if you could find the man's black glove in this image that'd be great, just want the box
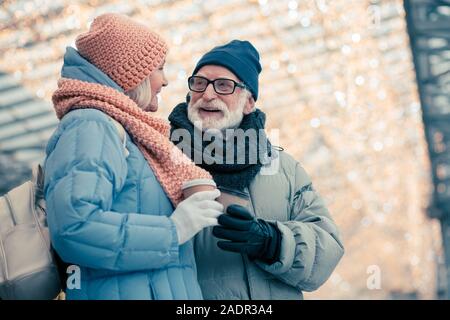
[212,204,281,264]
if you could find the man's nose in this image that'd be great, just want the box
[202,83,217,101]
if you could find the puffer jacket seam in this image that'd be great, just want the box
[164,267,172,299]
[60,236,174,253]
[113,213,128,270]
[137,159,144,213]
[292,183,313,207]
[116,275,122,300]
[92,126,106,205]
[68,122,80,228]
[59,216,173,229]
[298,231,319,289]
[51,175,62,235]
[181,264,190,299]
[148,272,156,299]
[279,154,294,203]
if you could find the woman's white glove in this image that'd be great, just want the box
[170,189,223,245]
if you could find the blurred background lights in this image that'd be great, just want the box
[0,0,446,300]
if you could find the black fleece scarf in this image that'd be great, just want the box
[168,102,273,191]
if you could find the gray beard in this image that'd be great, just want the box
[187,94,247,131]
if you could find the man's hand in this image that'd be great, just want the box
[212,204,281,263]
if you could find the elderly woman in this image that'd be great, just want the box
[44,13,222,300]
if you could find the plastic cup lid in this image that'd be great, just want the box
[182,178,217,190]
[217,186,249,199]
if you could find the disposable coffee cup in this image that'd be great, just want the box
[216,186,250,211]
[181,178,217,199]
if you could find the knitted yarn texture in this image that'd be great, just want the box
[52,78,212,206]
[75,13,168,91]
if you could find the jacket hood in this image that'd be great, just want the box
[60,46,123,93]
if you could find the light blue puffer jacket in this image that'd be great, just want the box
[43,47,203,300]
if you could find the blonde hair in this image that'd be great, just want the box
[126,76,152,110]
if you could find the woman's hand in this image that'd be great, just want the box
[170,189,223,245]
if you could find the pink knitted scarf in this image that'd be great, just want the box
[52,78,212,206]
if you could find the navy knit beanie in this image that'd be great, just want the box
[192,40,262,101]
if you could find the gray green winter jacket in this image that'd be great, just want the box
[194,149,344,300]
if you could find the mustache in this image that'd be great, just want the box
[191,98,228,113]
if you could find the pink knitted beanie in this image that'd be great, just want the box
[75,13,168,91]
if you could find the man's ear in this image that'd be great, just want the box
[243,95,255,115]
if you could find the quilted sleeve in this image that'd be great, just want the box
[44,117,179,272]
[256,162,344,291]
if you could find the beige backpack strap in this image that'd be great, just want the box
[107,116,130,158]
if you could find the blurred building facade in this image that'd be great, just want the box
[405,0,450,299]
[0,0,447,299]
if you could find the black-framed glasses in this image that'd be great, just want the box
[188,75,246,95]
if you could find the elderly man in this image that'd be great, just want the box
[169,40,344,300]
